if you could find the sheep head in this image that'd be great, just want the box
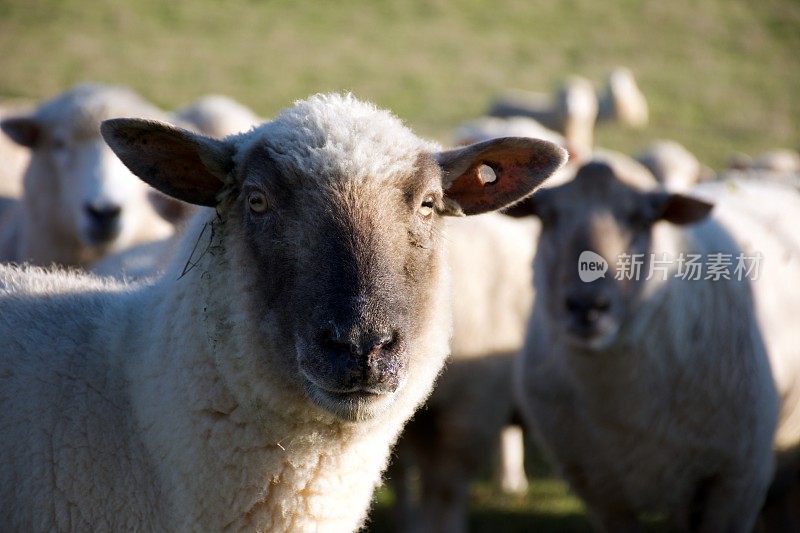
[101,94,567,422]
[514,159,713,351]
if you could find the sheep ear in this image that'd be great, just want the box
[100,118,234,207]
[1,116,40,148]
[500,195,543,218]
[436,137,567,216]
[649,192,714,225]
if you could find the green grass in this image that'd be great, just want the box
[1,0,798,167]
[365,478,593,532]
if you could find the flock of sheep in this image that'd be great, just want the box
[0,69,799,533]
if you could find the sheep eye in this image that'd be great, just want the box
[248,191,268,213]
[419,196,435,218]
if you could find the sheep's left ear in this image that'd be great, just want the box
[101,118,234,207]
[648,192,714,225]
[1,116,40,148]
[436,137,567,216]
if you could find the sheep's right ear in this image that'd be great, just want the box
[436,137,567,216]
[101,118,234,207]
[1,116,40,148]
[500,195,542,218]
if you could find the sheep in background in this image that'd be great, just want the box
[635,140,711,191]
[752,149,800,174]
[0,103,30,201]
[174,94,261,138]
[726,149,800,175]
[391,212,538,532]
[0,93,567,531]
[597,67,649,128]
[0,84,175,267]
[516,159,800,531]
[453,116,566,148]
[488,76,598,158]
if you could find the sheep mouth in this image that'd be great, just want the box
[303,374,405,422]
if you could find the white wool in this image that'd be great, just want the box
[392,212,538,532]
[452,116,565,147]
[237,93,439,188]
[0,84,175,267]
[0,103,30,199]
[517,177,800,530]
[635,140,705,191]
[0,94,459,532]
[174,95,261,138]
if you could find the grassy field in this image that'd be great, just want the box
[1,0,798,168]
[1,1,796,530]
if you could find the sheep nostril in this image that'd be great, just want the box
[85,203,122,223]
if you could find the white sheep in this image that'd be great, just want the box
[515,158,800,531]
[597,67,649,128]
[634,140,711,191]
[0,102,30,201]
[488,76,598,158]
[0,84,175,267]
[0,93,567,531]
[452,116,565,147]
[391,212,538,532]
[174,94,261,138]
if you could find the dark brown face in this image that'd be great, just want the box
[99,104,569,423]
[529,161,713,351]
[234,146,446,420]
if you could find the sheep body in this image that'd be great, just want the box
[0,94,566,531]
[174,94,261,138]
[635,140,709,191]
[517,168,794,531]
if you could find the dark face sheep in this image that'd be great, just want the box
[520,160,712,351]
[101,95,566,422]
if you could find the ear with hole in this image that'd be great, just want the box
[1,116,40,148]
[435,137,567,216]
[649,192,714,225]
[100,118,234,207]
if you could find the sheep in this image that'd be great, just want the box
[514,158,800,531]
[597,67,649,128]
[452,116,566,148]
[488,76,598,158]
[174,94,261,138]
[391,212,539,532]
[634,140,711,191]
[0,93,567,531]
[0,103,30,201]
[0,84,175,267]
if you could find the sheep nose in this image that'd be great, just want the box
[320,327,396,358]
[565,293,611,324]
[85,203,122,225]
[84,202,122,243]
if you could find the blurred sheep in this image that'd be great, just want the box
[173,94,261,138]
[488,76,598,158]
[516,158,800,531]
[0,84,176,267]
[635,140,711,191]
[597,67,649,128]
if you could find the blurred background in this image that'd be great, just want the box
[1,0,798,167]
[2,0,797,530]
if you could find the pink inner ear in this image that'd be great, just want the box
[445,149,548,214]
